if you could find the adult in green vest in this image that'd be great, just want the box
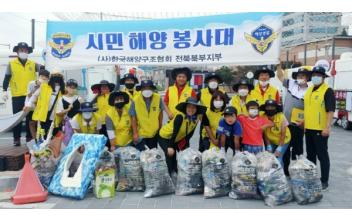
[2,42,43,146]
[303,66,335,191]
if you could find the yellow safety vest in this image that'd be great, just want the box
[133,93,161,138]
[9,59,36,97]
[124,88,139,100]
[230,94,255,116]
[106,103,133,147]
[96,94,111,124]
[200,87,225,109]
[32,83,62,127]
[159,112,200,142]
[201,109,223,147]
[74,113,100,134]
[168,84,193,115]
[264,112,291,145]
[251,84,278,107]
[304,83,329,130]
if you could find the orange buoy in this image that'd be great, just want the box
[11,154,48,204]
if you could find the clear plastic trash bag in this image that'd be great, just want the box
[256,151,292,207]
[229,151,261,200]
[176,148,203,196]
[93,149,116,199]
[113,146,145,192]
[202,148,230,198]
[140,148,175,198]
[31,147,58,188]
[289,155,323,205]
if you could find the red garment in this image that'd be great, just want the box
[163,84,196,105]
[259,85,281,104]
[238,115,271,146]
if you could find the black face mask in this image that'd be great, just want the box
[115,102,125,109]
[265,109,277,117]
[125,83,135,90]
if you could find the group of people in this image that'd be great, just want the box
[2,42,335,191]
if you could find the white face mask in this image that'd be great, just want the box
[82,112,92,120]
[259,80,269,87]
[38,78,47,84]
[296,79,307,85]
[55,85,60,91]
[142,90,153,98]
[238,89,249,97]
[311,76,323,86]
[213,100,224,109]
[248,109,258,117]
[18,52,28,60]
[208,81,218,89]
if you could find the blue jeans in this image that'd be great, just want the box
[243,144,265,154]
[272,143,289,166]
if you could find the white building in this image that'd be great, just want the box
[281,12,344,48]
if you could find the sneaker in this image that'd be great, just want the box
[13,138,21,147]
[322,182,329,191]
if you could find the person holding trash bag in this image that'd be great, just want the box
[30,69,65,139]
[121,72,139,99]
[199,91,226,152]
[237,100,274,154]
[159,97,206,174]
[260,99,291,166]
[303,66,335,191]
[70,102,102,134]
[129,80,163,151]
[91,80,115,148]
[23,69,50,143]
[230,77,255,116]
[217,106,243,155]
[277,65,311,176]
[163,67,197,120]
[106,91,133,151]
[198,72,229,108]
[2,42,44,146]
[250,67,280,113]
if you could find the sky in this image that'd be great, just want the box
[0,12,352,52]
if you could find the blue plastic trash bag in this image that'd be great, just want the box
[289,155,323,205]
[202,148,230,198]
[48,134,107,200]
[176,148,203,196]
[229,151,261,200]
[113,146,145,192]
[256,151,292,207]
[140,148,175,198]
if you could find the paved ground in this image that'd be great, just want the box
[1,126,352,209]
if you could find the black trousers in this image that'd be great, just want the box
[199,136,209,153]
[12,96,31,140]
[283,124,304,176]
[305,129,330,184]
[158,136,185,174]
[100,124,111,149]
[133,135,158,151]
[40,120,59,140]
